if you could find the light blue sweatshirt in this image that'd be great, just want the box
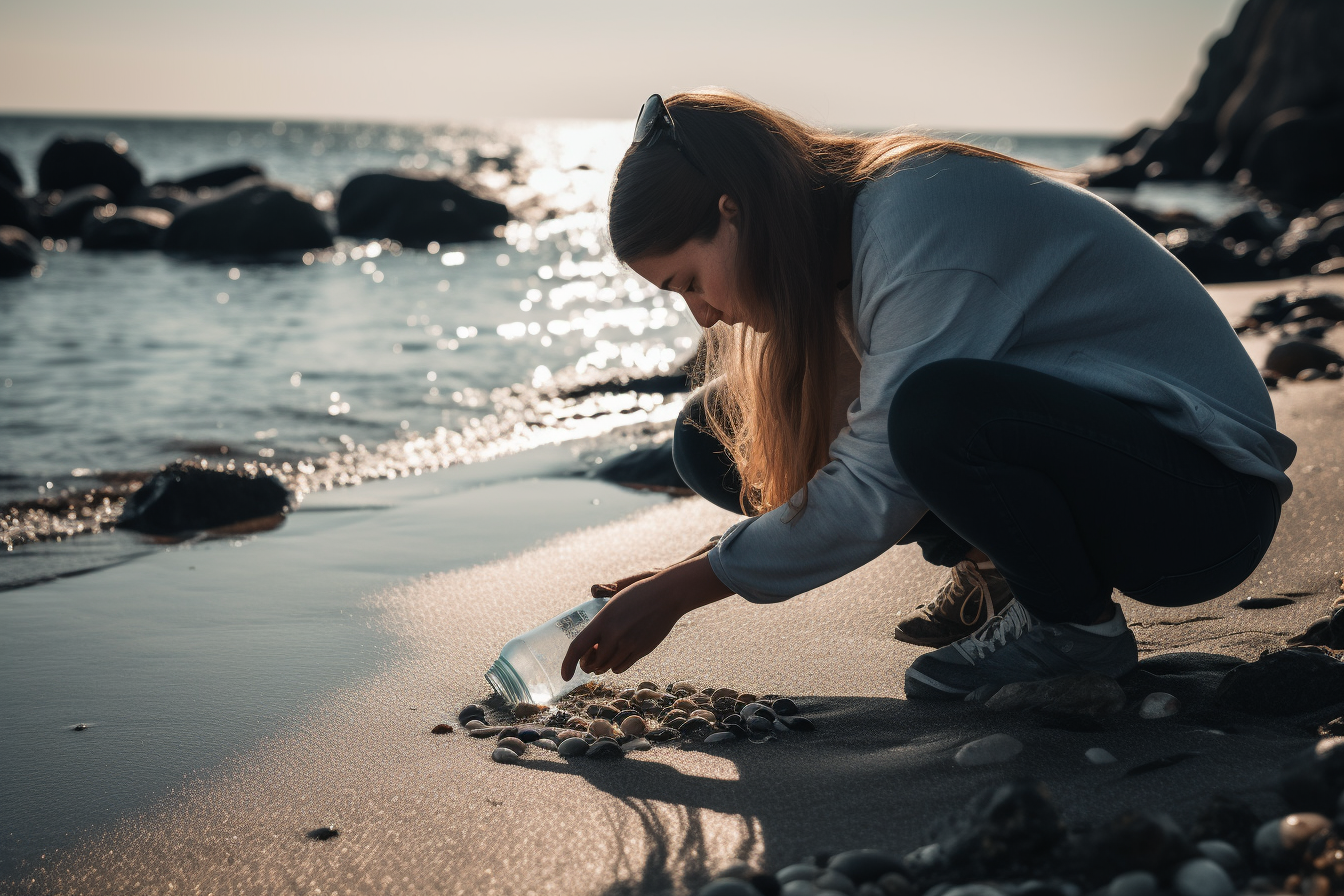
[707,152,1296,604]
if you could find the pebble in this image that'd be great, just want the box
[620,715,649,737]
[588,718,616,739]
[691,709,719,724]
[468,726,504,738]
[698,879,762,896]
[586,740,624,759]
[491,747,518,764]
[827,849,906,884]
[782,716,815,732]
[739,702,767,719]
[775,720,791,734]
[877,872,917,896]
[430,723,454,734]
[748,716,775,734]
[457,704,485,723]
[307,825,340,841]
[497,736,527,756]
[672,680,697,695]
[534,738,558,751]
[772,698,799,716]
[705,731,737,744]
[777,865,822,884]
[635,688,662,703]
[1086,747,1118,765]
[1172,858,1235,896]
[1194,839,1241,870]
[954,734,1023,767]
[1298,368,1327,381]
[464,719,486,731]
[515,727,541,743]
[647,727,678,742]
[1107,871,1158,896]
[814,870,857,895]
[558,737,588,757]
[512,701,544,718]
[621,737,652,752]
[1139,692,1181,719]
[781,882,820,896]
[712,687,740,702]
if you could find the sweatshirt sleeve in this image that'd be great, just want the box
[706,265,1026,603]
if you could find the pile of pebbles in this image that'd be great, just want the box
[457,680,814,763]
[694,738,1344,896]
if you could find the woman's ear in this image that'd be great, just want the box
[718,194,739,222]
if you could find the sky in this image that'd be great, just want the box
[2,0,1243,134]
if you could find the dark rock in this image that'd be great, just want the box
[491,746,519,763]
[1193,840,1243,872]
[70,723,87,731]
[336,170,508,248]
[679,717,712,739]
[40,184,116,238]
[164,163,265,193]
[1166,230,1277,284]
[1243,107,1344,208]
[781,716,814,732]
[1264,340,1344,377]
[307,825,339,840]
[458,704,486,723]
[771,698,799,716]
[0,148,21,191]
[1217,209,1290,244]
[1172,857,1235,896]
[0,226,40,278]
[430,723,453,734]
[496,726,520,739]
[1280,736,1344,814]
[1237,597,1295,609]
[557,736,587,757]
[646,727,678,742]
[467,726,504,738]
[983,673,1126,717]
[749,873,782,896]
[776,865,822,884]
[1189,795,1262,858]
[747,716,774,734]
[1215,647,1344,714]
[1074,810,1196,885]
[590,441,688,492]
[497,736,527,756]
[932,779,1064,881]
[162,181,332,259]
[814,870,857,895]
[0,182,39,233]
[1288,596,1344,649]
[38,136,144,203]
[81,205,173,250]
[515,728,541,743]
[827,850,907,885]
[558,371,691,399]
[585,739,624,759]
[696,879,760,896]
[117,462,293,536]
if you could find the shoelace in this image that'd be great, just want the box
[926,562,991,627]
[961,606,1034,660]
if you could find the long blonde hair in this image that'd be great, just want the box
[609,89,1037,518]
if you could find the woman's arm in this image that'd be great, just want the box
[561,554,734,680]
[590,534,722,598]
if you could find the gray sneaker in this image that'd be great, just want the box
[904,601,1138,701]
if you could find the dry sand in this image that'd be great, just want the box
[8,277,1344,895]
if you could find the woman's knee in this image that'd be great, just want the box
[672,390,744,514]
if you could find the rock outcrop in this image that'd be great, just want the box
[37,136,144,204]
[81,205,174,251]
[117,463,293,536]
[1091,0,1344,207]
[336,170,509,248]
[161,181,331,259]
[0,148,22,192]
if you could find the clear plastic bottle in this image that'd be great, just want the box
[485,597,609,705]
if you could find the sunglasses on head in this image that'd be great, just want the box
[631,94,704,175]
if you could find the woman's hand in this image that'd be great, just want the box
[589,534,722,598]
[562,554,734,680]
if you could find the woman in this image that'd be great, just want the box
[560,90,1294,699]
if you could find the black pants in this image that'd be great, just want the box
[672,359,1281,625]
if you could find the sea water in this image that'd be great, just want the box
[486,596,610,704]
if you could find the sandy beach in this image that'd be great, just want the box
[4,277,1344,894]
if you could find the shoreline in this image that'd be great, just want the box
[3,276,1344,892]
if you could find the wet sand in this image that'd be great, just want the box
[7,277,1344,895]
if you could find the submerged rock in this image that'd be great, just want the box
[39,184,115,238]
[336,170,508,248]
[38,136,144,203]
[164,163,265,193]
[0,225,40,277]
[591,442,688,492]
[81,205,173,250]
[162,181,331,259]
[117,462,293,536]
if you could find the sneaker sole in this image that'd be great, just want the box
[892,628,968,648]
[903,667,971,701]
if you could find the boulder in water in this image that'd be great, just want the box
[162,181,332,259]
[37,136,143,204]
[117,463,293,536]
[0,225,40,277]
[0,181,39,233]
[163,163,265,193]
[39,184,116,239]
[81,205,174,250]
[591,442,689,492]
[336,170,509,248]
[0,148,21,192]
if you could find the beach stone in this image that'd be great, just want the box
[496,726,519,738]
[81,204,173,250]
[772,698,799,716]
[1086,747,1117,765]
[712,687,739,702]
[558,737,588,757]
[163,181,331,258]
[1194,840,1242,871]
[534,738,558,751]
[942,887,1002,896]
[635,688,662,703]
[691,710,719,724]
[748,716,774,734]
[704,731,737,744]
[513,702,543,719]
[750,873,783,896]
[781,882,819,896]
[777,865,823,884]
[1107,871,1158,896]
[496,736,526,756]
[430,723,453,734]
[984,673,1126,716]
[782,716,815,732]
[1085,811,1195,881]
[1190,795,1261,858]
[876,873,917,896]
[468,726,504,738]
[588,718,616,739]
[515,727,541,743]
[775,720,791,734]
[934,779,1063,878]
[306,825,340,841]
[827,850,906,884]
[814,871,857,895]
[38,136,144,203]
[1138,692,1181,719]
[117,462,292,536]
[586,740,624,759]
[336,170,508,248]
[619,715,648,737]
[672,680,697,696]
[620,737,651,752]
[680,718,712,739]
[1280,737,1344,814]
[646,727,678,742]
[464,719,486,731]
[458,704,486,723]
[164,163,265,193]
[740,702,772,720]
[1217,648,1344,715]
[1173,858,1234,896]
[954,734,1023,767]
[491,746,518,764]
[1266,340,1344,378]
[697,877,760,896]
[673,698,701,713]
